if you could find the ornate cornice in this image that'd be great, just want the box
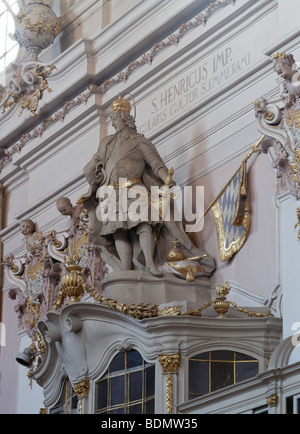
[0,0,237,171]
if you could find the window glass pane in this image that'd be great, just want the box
[211,350,234,361]
[189,360,209,398]
[189,350,259,399]
[11,1,19,15]
[127,350,143,370]
[145,364,155,397]
[0,15,7,53]
[0,57,4,72]
[190,351,210,361]
[211,361,234,391]
[95,350,155,414]
[235,352,256,361]
[286,396,294,415]
[145,397,155,414]
[0,0,19,75]
[96,377,108,412]
[110,406,125,414]
[110,352,125,373]
[128,370,142,402]
[236,361,258,383]
[129,403,142,414]
[5,45,18,66]
[110,375,125,407]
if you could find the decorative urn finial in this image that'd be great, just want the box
[60,264,86,304]
[13,0,62,61]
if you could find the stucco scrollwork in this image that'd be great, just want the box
[254,52,300,199]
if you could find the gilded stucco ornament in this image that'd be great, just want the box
[266,394,279,408]
[73,379,90,414]
[1,63,57,117]
[254,52,300,199]
[183,282,273,319]
[2,197,107,385]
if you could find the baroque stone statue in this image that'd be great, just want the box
[81,94,215,278]
[274,52,300,111]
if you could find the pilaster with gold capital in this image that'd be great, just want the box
[73,379,90,415]
[159,354,181,414]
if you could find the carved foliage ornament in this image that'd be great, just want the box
[159,354,181,374]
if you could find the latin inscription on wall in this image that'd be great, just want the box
[137,46,251,135]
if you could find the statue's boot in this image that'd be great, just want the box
[146,264,163,277]
[137,223,163,278]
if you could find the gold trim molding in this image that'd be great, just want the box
[58,281,273,321]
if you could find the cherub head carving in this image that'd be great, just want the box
[20,219,36,237]
[274,52,296,81]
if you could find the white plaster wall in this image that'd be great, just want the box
[0,290,19,414]
[110,0,143,23]
[278,0,300,37]
[278,195,300,364]
[43,0,144,63]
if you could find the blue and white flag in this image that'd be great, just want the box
[211,160,250,262]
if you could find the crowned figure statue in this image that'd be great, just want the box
[80,94,215,279]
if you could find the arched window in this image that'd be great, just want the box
[189,350,259,400]
[0,0,19,72]
[95,349,155,414]
[49,378,78,414]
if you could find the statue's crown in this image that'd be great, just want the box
[274,52,289,64]
[273,52,295,70]
[110,94,131,114]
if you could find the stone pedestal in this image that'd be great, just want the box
[101,270,212,309]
